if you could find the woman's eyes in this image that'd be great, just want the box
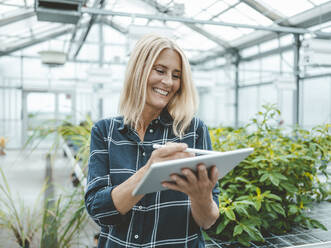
[155,68,164,74]
[154,68,181,79]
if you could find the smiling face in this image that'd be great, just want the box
[145,48,182,115]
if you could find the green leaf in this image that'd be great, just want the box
[271,203,286,217]
[260,173,269,182]
[252,156,268,163]
[243,225,264,241]
[202,231,210,241]
[225,208,236,221]
[264,193,282,202]
[254,200,262,211]
[233,224,243,236]
[235,200,256,206]
[288,205,298,215]
[310,219,327,231]
[238,236,251,247]
[269,175,280,186]
[280,182,298,193]
[235,177,250,183]
[273,172,288,181]
[235,205,250,217]
[216,218,230,234]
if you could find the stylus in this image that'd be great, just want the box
[152,144,219,155]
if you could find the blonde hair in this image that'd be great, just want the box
[119,34,198,137]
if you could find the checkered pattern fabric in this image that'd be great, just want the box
[85,109,219,247]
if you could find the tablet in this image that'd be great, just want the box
[132,147,254,196]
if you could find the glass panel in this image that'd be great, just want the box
[202,25,246,41]
[0,6,17,14]
[281,51,294,71]
[279,90,294,125]
[302,77,331,128]
[106,0,155,14]
[241,45,259,58]
[218,7,257,25]
[204,1,229,18]
[175,25,216,50]
[76,43,99,61]
[257,0,314,17]
[310,0,330,5]
[239,87,258,124]
[59,93,72,114]
[235,3,273,25]
[103,25,126,43]
[184,0,220,17]
[261,55,280,72]
[260,85,277,106]
[27,93,55,113]
[222,0,239,5]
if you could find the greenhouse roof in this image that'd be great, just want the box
[1,0,331,64]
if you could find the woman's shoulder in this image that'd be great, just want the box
[189,116,207,131]
[92,116,124,132]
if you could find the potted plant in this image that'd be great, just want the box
[0,136,8,155]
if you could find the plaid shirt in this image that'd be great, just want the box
[85,109,219,248]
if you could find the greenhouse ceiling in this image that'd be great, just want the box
[1,0,331,65]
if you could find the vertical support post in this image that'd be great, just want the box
[234,52,240,128]
[293,34,301,126]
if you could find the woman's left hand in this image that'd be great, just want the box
[162,164,219,201]
[162,164,220,229]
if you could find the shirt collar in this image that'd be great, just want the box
[117,108,173,134]
[158,108,173,126]
[117,117,129,134]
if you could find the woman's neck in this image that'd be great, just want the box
[136,107,162,140]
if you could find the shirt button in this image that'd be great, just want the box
[134,234,139,239]
[142,152,146,156]
[149,129,154,133]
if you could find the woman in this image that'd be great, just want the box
[85,34,220,247]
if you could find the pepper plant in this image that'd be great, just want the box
[207,104,330,246]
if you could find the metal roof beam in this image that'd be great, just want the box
[100,17,128,34]
[0,9,35,27]
[69,0,106,59]
[119,0,233,49]
[80,7,310,34]
[240,0,290,24]
[0,26,74,56]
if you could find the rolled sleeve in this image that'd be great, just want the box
[84,121,131,226]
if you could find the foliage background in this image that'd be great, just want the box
[206,104,331,246]
[1,105,330,247]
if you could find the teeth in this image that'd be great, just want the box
[153,88,168,96]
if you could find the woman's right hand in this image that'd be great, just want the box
[146,143,195,169]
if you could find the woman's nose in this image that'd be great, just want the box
[161,73,173,86]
